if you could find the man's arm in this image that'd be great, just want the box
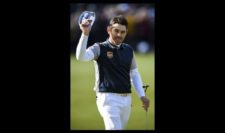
[76,33,95,61]
[130,55,150,112]
[130,67,145,97]
[76,19,95,61]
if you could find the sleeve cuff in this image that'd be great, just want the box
[81,33,89,38]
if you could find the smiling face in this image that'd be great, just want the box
[107,23,128,45]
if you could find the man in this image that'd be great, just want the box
[76,15,150,130]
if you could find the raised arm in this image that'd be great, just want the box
[76,19,95,61]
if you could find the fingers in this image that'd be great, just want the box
[142,100,150,112]
[80,19,92,27]
[79,20,91,36]
[140,96,150,111]
[142,106,148,112]
[143,103,149,112]
[81,20,90,27]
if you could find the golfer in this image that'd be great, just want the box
[76,14,150,130]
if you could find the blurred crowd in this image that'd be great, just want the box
[70,3,155,54]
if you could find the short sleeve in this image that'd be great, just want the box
[130,55,137,70]
[87,43,100,60]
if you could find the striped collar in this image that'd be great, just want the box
[107,39,123,49]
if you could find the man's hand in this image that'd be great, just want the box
[140,96,150,112]
[79,19,92,36]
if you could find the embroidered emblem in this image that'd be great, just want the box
[107,51,113,59]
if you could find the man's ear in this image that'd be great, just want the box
[107,26,111,33]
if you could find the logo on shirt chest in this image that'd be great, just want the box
[107,51,113,59]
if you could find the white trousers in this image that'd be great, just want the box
[96,92,131,130]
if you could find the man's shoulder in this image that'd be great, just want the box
[94,41,107,46]
[122,43,134,50]
[122,43,131,47]
[91,41,106,48]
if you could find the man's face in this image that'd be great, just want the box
[107,23,128,45]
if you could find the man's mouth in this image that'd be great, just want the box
[116,37,122,40]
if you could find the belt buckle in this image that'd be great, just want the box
[120,93,128,97]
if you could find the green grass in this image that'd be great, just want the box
[70,52,155,130]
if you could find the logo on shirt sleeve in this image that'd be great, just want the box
[107,51,113,59]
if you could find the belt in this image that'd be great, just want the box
[114,93,130,97]
[97,92,130,97]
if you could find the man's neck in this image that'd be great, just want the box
[108,38,121,47]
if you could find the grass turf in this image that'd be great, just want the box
[70,52,155,130]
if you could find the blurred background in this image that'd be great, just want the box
[70,3,155,130]
[70,3,155,54]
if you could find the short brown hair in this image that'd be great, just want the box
[109,15,128,28]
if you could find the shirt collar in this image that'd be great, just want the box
[107,39,123,49]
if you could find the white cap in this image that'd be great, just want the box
[78,11,96,27]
